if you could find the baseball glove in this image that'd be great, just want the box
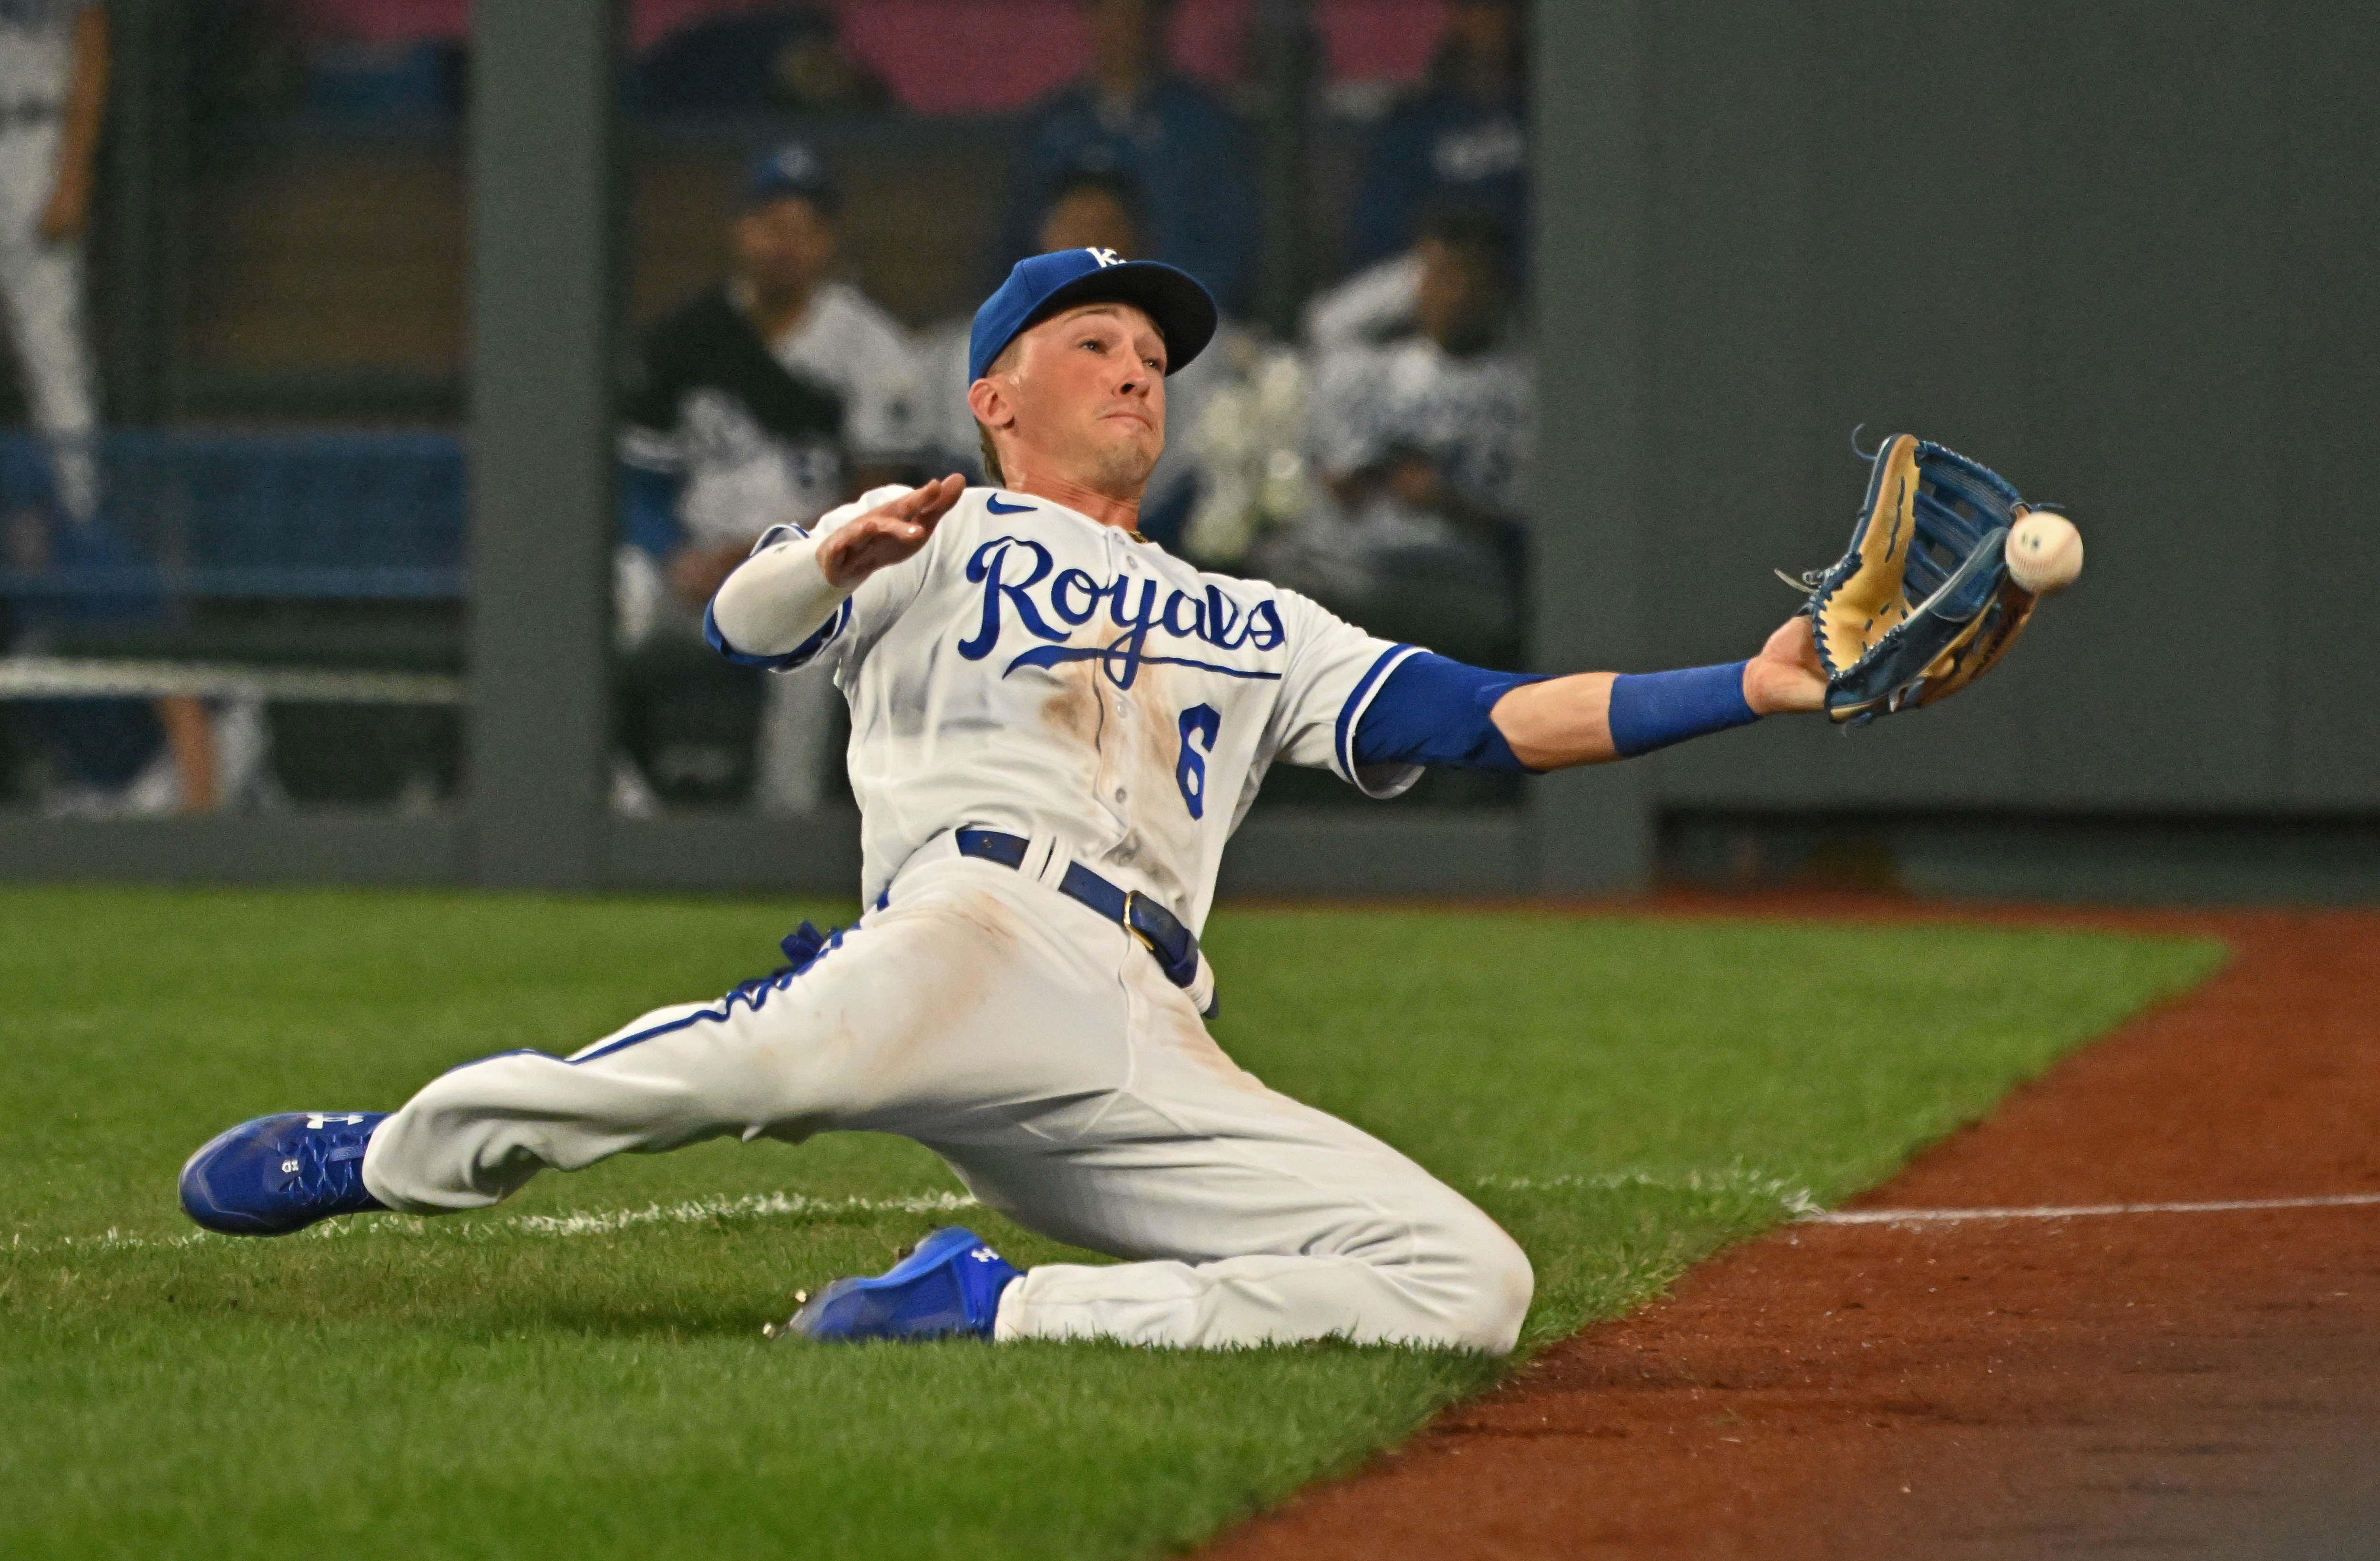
[1787,433,2047,725]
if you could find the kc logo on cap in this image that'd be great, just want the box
[966,248,1219,384]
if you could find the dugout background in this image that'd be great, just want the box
[4,0,2376,902]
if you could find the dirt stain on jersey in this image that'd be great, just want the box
[841,890,1016,1105]
[1026,637,1199,915]
[1144,967,1270,1095]
[1039,655,1105,747]
[1082,659,1190,910]
[947,892,1022,952]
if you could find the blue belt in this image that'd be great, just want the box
[954,827,1206,999]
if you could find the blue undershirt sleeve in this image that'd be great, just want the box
[1352,652,1549,774]
[1353,654,1766,772]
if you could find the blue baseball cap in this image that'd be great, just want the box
[968,248,1218,384]
[742,142,840,216]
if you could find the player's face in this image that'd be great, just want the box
[733,196,839,302]
[998,303,1169,495]
[1415,236,1501,356]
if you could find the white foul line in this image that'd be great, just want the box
[1806,1191,2380,1225]
[29,1182,2380,1258]
[14,1189,982,1257]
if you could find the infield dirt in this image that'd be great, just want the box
[1206,896,2380,1560]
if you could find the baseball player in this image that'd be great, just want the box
[176,247,1830,1353]
[0,0,104,523]
[618,143,928,814]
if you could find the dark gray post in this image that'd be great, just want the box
[97,0,185,426]
[1529,0,1653,893]
[1247,0,1317,335]
[466,0,619,889]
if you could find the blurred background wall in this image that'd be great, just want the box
[0,0,2373,903]
[1532,0,2380,899]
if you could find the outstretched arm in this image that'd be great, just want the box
[708,476,964,658]
[1351,616,1827,780]
[1491,616,1826,770]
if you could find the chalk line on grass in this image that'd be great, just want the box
[27,1171,1821,1258]
[1806,1191,2380,1225]
[1481,1167,1823,1215]
[13,1189,983,1258]
[44,1177,2370,1260]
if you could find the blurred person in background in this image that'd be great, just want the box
[1257,205,1529,668]
[0,2,265,816]
[995,0,1255,309]
[616,143,928,815]
[1319,0,1527,347]
[930,164,1243,550]
[631,4,894,117]
[0,0,105,524]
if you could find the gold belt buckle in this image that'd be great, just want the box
[1120,890,1159,954]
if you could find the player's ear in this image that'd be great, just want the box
[966,377,1014,431]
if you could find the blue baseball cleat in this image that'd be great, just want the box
[769,1226,1022,1343]
[178,1112,390,1235]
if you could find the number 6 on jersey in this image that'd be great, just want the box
[1176,703,1221,819]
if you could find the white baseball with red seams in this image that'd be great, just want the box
[2006,511,2083,595]
[360,484,1534,1352]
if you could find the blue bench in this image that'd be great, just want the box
[0,430,467,602]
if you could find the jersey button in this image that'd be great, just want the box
[1114,787,1128,803]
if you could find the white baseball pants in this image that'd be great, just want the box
[361,845,1533,1353]
[0,123,99,520]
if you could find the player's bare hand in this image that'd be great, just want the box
[817,474,965,589]
[1743,614,1827,716]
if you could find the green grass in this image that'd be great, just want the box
[0,885,2222,1560]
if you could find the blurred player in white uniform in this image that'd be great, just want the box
[0,0,104,521]
[0,2,256,815]
[617,142,926,813]
[181,248,1831,1353]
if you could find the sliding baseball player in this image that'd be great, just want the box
[177,247,2062,1351]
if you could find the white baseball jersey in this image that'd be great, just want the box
[735,484,1424,932]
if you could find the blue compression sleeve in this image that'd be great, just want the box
[1353,652,1550,773]
[1607,662,1759,756]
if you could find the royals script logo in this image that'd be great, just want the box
[955,536,1286,690]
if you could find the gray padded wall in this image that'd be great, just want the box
[2276,2,2380,807]
[1529,0,1653,889]
[1596,0,2379,815]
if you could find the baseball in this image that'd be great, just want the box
[2006,511,2083,595]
